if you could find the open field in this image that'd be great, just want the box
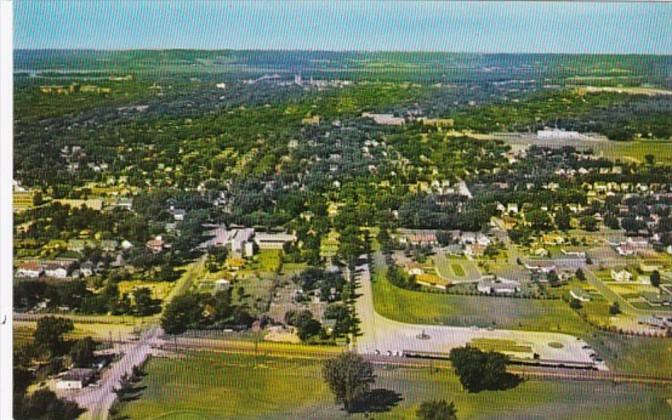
[434,254,481,283]
[115,350,672,419]
[372,271,589,335]
[14,321,137,346]
[117,280,174,301]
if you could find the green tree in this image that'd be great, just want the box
[554,209,571,231]
[449,346,513,393]
[609,302,621,315]
[322,352,375,412]
[69,337,97,368]
[575,268,586,281]
[34,316,74,357]
[579,216,598,232]
[161,293,203,335]
[569,298,583,310]
[16,389,83,420]
[416,400,458,420]
[645,154,655,165]
[650,270,661,288]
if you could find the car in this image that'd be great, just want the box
[89,382,101,388]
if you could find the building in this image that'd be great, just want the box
[537,128,583,139]
[16,262,43,278]
[477,279,520,295]
[254,232,297,250]
[611,269,633,283]
[56,368,96,390]
[524,261,557,274]
[404,262,424,276]
[570,289,591,303]
[396,229,438,246]
[361,112,405,126]
[44,262,74,279]
[146,236,166,254]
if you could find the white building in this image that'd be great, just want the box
[56,368,96,390]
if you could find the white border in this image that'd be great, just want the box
[0,0,13,418]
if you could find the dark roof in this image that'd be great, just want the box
[60,368,96,382]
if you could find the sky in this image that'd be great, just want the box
[14,1,672,54]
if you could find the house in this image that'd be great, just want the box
[561,248,587,258]
[615,244,636,257]
[56,368,96,390]
[396,229,438,246]
[100,240,119,252]
[506,203,519,214]
[611,269,633,282]
[465,244,486,258]
[172,209,186,222]
[570,289,591,303]
[44,262,74,279]
[404,262,424,276]
[121,240,134,250]
[79,261,95,277]
[445,244,464,256]
[146,236,165,254]
[524,261,556,274]
[477,279,520,295]
[639,261,661,273]
[16,262,43,278]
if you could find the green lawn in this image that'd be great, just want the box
[451,263,466,277]
[372,270,590,335]
[114,351,672,419]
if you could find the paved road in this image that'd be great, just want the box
[61,326,164,420]
[354,253,603,369]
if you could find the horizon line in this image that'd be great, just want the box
[13,48,672,57]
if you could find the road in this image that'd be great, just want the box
[354,253,603,369]
[61,326,164,420]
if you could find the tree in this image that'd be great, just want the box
[609,302,621,315]
[416,400,458,420]
[650,270,661,288]
[69,337,97,368]
[645,154,655,165]
[449,346,513,393]
[554,210,571,231]
[322,352,375,412]
[161,293,203,335]
[569,298,583,310]
[575,268,586,281]
[134,287,160,316]
[34,316,74,357]
[526,210,553,231]
[579,216,598,232]
[16,389,83,420]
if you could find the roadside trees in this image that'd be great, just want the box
[322,352,375,412]
[416,400,458,420]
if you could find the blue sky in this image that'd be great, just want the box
[14,1,672,53]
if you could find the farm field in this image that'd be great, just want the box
[372,271,590,335]
[114,350,672,419]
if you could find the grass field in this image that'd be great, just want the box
[469,338,534,354]
[117,280,174,301]
[115,350,672,419]
[434,254,481,283]
[372,270,590,335]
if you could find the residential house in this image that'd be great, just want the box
[79,261,95,277]
[44,262,74,279]
[611,269,633,282]
[146,236,166,254]
[570,289,591,303]
[524,261,557,274]
[254,232,297,250]
[16,262,43,278]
